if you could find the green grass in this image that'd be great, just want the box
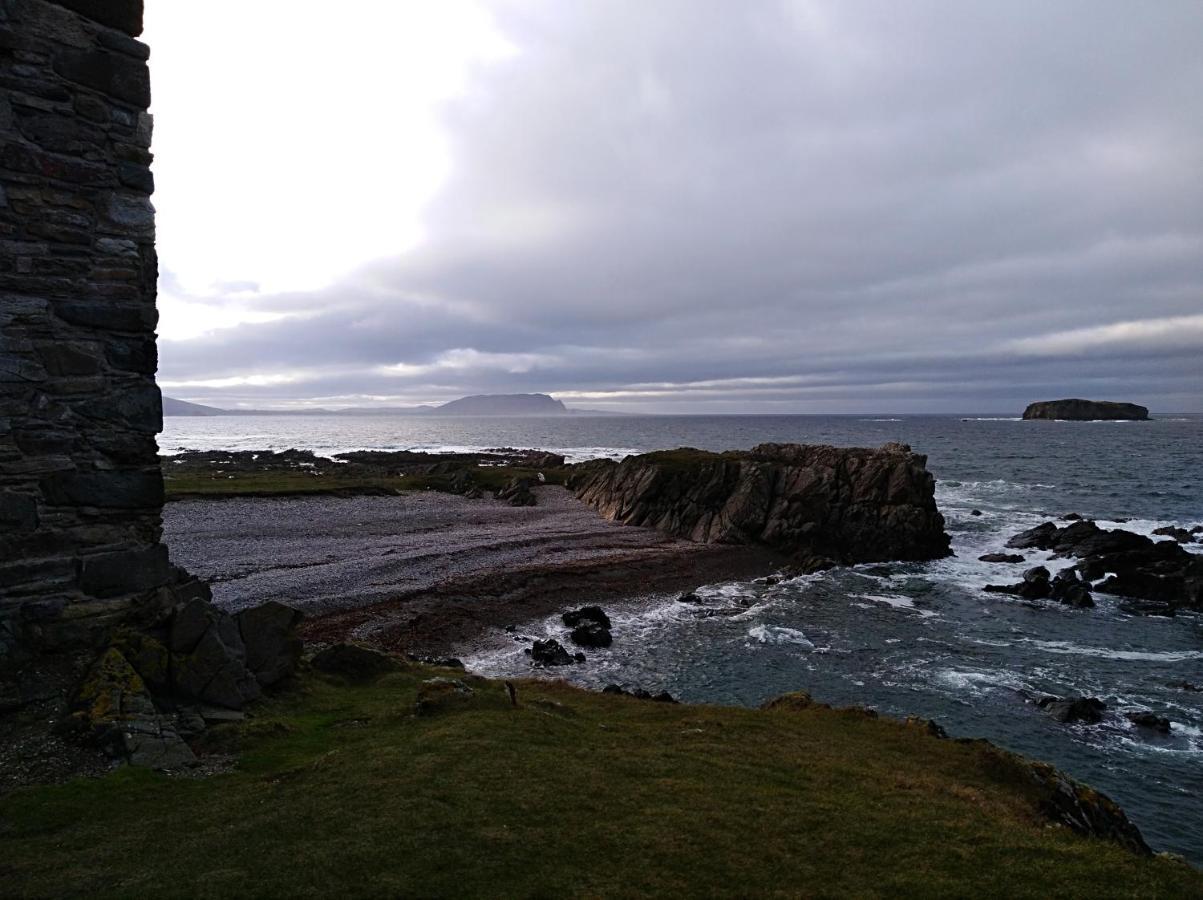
[1,668,1199,898]
[163,466,567,500]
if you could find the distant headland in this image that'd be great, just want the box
[1022,399,1149,421]
[162,393,622,417]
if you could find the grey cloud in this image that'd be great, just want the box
[159,0,1203,412]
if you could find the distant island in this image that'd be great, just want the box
[163,393,620,417]
[1022,399,1149,421]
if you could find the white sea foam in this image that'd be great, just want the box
[747,624,814,648]
[1021,640,1203,663]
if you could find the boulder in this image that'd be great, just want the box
[414,677,475,716]
[569,622,613,648]
[562,606,611,629]
[495,476,537,507]
[569,442,949,564]
[1049,570,1094,608]
[984,566,1051,600]
[311,643,402,682]
[1152,526,1193,543]
[1038,696,1106,725]
[978,553,1025,563]
[1126,712,1171,734]
[172,615,261,710]
[528,638,575,667]
[1021,399,1149,421]
[236,601,303,687]
[602,684,678,703]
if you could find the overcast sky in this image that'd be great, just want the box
[145,1,1202,413]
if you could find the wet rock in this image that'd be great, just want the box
[1049,570,1094,608]
[676,592,703,604]
[1062,512,1083,521]
[1125,712,1171,734]
[528,638,576,667]
[1005,521,1203,612]
[1038,696,1106,725]
[562,606,611,629]
[983,565,1051,600]
[408,655,466,670]
[311,643,402,682]
[978,553,1025,563]
[569,622,613,648]
[969,509,983,517]
[569,442,949,565]
[1169,681,1202,693]
[1152,526,1193,543]
[1118,600,1175,617]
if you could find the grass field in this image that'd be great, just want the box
[162,465,565,500]
[2,665,1199,898]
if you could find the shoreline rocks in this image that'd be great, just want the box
[998,520,1202,613]
[1022,400,1149,421]
[569,442,950,566]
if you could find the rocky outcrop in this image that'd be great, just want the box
[569,443,949,565]
[1022,400,1149,421]
[1003,520,1202,612]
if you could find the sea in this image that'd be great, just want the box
[160,413,1203,862]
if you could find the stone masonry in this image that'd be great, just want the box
[0,0,166,670]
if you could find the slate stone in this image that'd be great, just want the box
[0,491,38,532]
[41,469,163,508]
[79,545,169,597]
[53,49,150,107]
[236,601,303,687]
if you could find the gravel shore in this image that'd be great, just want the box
[164,487,779,655]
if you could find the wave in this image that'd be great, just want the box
[747,624,814,648]
[1021,640,1203,663]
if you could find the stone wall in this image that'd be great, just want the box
[0,0,166,669]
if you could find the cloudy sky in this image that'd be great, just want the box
[145,1,1202,413]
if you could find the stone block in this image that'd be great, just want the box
[52,1,145,37]
[78,544,169,597]
[41,469,163,508]
[53,48,150,107]
[34,341,102,376]
[0,491,39,531]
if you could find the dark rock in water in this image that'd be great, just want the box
[1169,681,1202,693]
[1152,525,1193,543]
[1038,696,1106,724]
[1062,512,1083,521]
[602,684,678,703]
[1022,399,1149,421]
[1004,520,1203,613]
[1191,526,1202,535]
[969,509,983,517]
[984,565,1052,600]
[569,622,613,648]
[1050,570,1094,608]
[1118,600,1175,617]
[978,553,1025,563]
[311,643,401,682]
[1006,522,1058,550]
[529,638,576,667]
[495,476,537,507]
[562,606,611,629]
[1126,712,1171,734]
[676,591,703,604]
[568,442,949,565]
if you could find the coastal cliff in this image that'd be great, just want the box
[569,442,950,565]
[1022,400,1149,421]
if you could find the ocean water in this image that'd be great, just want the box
[161,413,1203,861]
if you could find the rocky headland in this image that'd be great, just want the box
[569,442,950,568]
[1022,399,1150,421]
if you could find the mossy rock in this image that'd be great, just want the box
[109,629,170,694]
[73,647,149,730]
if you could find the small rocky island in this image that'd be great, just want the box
[569,442,950,567]
[1022,399,1149,421]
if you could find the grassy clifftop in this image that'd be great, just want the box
[1,665,1198,898]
